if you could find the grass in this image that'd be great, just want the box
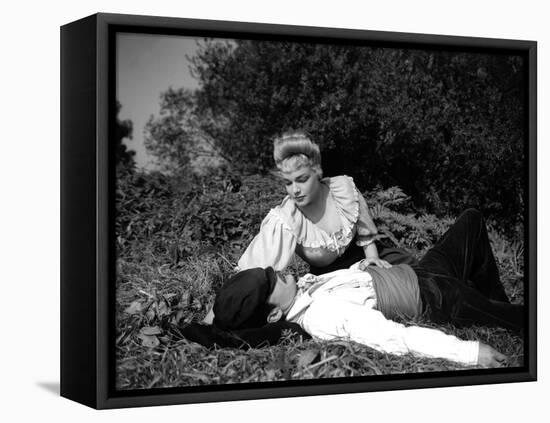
[117,338,523,390]
[116,306,523,390]
[115,245,524,391]
[115,172,525,390]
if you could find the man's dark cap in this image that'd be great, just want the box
[213,267,277,330]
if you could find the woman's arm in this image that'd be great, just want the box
[237,211,297,272]
[354,186,391,269]
[203,212,296,325]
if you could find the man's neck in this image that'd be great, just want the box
[282,295,297,316]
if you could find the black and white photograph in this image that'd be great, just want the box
[5,0,550,420]
[113,28,532,391]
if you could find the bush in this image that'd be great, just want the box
[116,169,522,273]
[116,168,288,267]
[187,41,525,226]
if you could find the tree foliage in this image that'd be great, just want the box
[115,101,135,169]
[146,39,526,226]
[190,40,525,225]
[144,87,229,174]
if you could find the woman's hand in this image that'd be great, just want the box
[360,243,391,270]
[358,257,392,270]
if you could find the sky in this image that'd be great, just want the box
[116,33,201,169]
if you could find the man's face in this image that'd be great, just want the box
[268,273,297,314]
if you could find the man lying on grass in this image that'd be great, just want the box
[184,209,522,368]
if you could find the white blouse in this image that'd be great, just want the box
[237,175,379,271]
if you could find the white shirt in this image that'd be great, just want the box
[285,268,480,366]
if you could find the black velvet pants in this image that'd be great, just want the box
[413,209,523,331]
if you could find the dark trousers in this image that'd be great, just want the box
[413,209,523,331]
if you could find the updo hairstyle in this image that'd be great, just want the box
[273,131,323,178]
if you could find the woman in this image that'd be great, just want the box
[202,130,414,324]
[238,130,414,275]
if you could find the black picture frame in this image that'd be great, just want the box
[60,12,537,409]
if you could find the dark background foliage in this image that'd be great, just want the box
[115,101,136,168]
[144,40,526,228]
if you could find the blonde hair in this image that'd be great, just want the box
[273,131,323,177]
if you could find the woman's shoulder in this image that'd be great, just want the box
[266,196,301,232]
[271,195,296,215]
[324,175,360,199]
[324,175,361,224]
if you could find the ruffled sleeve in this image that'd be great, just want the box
[327,176,378,248]
[355,187,379,247]
[237,209,297,272]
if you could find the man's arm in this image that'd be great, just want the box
[301,297,506,367]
